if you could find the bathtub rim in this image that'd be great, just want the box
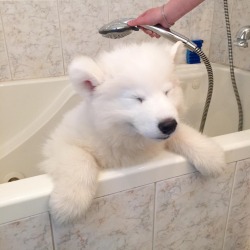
[1,129,250,225]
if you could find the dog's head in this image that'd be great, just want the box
[69,42,184,140]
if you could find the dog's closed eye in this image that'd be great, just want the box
[164,88,172,96]
[134,96,145,103]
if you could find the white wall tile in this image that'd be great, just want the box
[223,159,250,250]
[0,213,53,250]
[154,163,236,250]
[52,184,154,250]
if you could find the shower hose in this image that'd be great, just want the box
[197,0,243,133]
[196,48,214,133]
[223,0,243,131]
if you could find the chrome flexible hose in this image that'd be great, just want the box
[194,48,214,133]
[223,0,243,131]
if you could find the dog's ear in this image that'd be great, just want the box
[68,56,104,96]
[170,41,184,63]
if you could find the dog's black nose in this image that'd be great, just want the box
[158,119,177,135]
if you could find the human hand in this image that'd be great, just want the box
[128,6,173,38]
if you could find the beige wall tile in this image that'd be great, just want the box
[154,0,190,38]
[108,0,153,46]
[154,0,213,58]
[230,0,250,70]
[0,0,249,82]
[0,16,11,81]
[58,0,109,71]
[209,0,233,65]
[1,0,64,80]
[189,0,215,57]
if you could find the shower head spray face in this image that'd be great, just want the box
[100,30,132,39]
[99,18,139,39]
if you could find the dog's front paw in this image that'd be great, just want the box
[49,186,96,225]
[192,141,226,177]
[167,124,227,178]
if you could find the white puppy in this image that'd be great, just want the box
[41,42,225,224]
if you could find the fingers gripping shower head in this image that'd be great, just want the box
[99,18,197,51]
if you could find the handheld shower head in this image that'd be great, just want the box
[98,18,139,39]
[98,18,197,51]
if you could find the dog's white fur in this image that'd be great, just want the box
[41,42,225,224]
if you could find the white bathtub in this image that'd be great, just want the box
[0,63,250,225]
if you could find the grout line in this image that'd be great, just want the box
[49,212,57,250]
[95,171,196,200]
[151,182,157,250]
[0,6,13,80]
[221,162,237,250]
[207,0,216,59]
[56,0,66,76]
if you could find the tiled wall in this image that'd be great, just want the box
[210,0,250,71]
[0,1,250,249]
[0,0,249,82]
[1,158,249,250]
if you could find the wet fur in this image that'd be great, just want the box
[41,42,225,224]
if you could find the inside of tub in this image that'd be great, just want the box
[0,64,249,184]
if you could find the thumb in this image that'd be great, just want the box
[128,8,160,27]
[127,18,139,26]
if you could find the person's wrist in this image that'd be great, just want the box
[161,4,175,28]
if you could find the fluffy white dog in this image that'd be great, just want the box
[41,42,225,224]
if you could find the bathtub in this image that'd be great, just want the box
[0,63,250,226]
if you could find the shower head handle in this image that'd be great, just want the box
[141,24,197,51]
